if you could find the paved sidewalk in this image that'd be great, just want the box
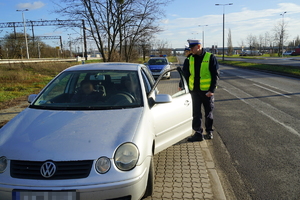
[144,139,226,200]
[0,104,227,200]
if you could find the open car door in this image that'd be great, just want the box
[148,67,193,154]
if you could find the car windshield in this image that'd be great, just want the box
[148,59,167,65]
[30,70,143,110]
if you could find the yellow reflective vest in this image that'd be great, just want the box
[188,52,212,91]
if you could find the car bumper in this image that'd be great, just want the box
[0,157,151,200]
[152,71,170,78]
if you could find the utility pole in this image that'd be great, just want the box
[280,11,287,57]
[16,9,29,59]
[215,3,233,61]
[199,25,208,50]
[82,20,88,60]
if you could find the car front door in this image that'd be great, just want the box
[149,67,192,154]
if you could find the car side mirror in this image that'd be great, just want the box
[28,94,37,103]
[148,94,172,108]
[155,94,172,104]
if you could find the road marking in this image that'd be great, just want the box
[253,84,291,98]
[222,84,300,137]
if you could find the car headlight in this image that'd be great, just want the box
[95,157,111,174]
[114,143,139,171]
[0,156,7,173]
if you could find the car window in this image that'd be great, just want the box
[141,70,152,93]
[149,58,167,65]
[31,70,143,110]
[155,70,188,98]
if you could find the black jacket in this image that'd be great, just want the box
[182,49,219,93]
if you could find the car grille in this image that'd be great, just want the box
[10,160,93,180]
[151,69,161,72]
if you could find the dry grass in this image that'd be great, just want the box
[0,61,76,109]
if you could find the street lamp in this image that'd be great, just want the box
[199,25,208,50]
[16,9,29,59]
[280,11,287,57]
[215,3,233,61]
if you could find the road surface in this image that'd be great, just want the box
[178,55,300,199]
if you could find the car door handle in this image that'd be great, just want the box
[184,100,191,106]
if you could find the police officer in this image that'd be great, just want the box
[184,45,191,57]
[183,39,219,142]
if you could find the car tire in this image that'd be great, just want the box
[142,157,154,198]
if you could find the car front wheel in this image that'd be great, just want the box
[142,157,154,198]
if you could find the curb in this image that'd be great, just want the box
[201,140,227,200]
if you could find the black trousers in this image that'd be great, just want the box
[190,91,214,134]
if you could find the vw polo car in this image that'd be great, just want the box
[0,63,192,200]
[145,55,171,79]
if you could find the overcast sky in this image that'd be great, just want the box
[0,0,299,49]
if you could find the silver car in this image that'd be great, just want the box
[0,63,192,200]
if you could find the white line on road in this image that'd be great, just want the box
[253,84,291,98]
[222,85,300,137]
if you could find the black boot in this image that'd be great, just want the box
[187,132,204,142]
[206,132,213,139]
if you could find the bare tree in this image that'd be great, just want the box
[151,39,172,56]
[238,39,245,51]
[273,19,288,56]
[227,29,233,56]
[288,35,300,48]
[53,0,171,62]
[1,32,60,59]
[258,34,264,52]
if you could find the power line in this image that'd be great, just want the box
[0,36,61,40]
[0,20,80,29]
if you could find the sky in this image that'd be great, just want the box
[0,0,300,50]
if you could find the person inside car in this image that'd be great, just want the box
[71,80,104,103]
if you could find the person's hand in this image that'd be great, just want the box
[206,91,214,97]
[178,87,183,91]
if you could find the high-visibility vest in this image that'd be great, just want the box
[188,52,212,91]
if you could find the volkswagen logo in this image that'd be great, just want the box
[40,161,56,178]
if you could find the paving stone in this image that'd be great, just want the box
[182,182,193,188]
[163,182,173,188]
[182,187,193,193]
[202,182,212,188]
[173,182,182,187]
[161,192,173,199]
[182,192,194,199]
[204,193,214,199]
[172,192,183,199]
[192,182,203,189]
[193,192,205,199]
[203,187,213,194]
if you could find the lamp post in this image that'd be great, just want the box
[215,3,233,61]
[16,9,29,59]
[280,11,287,57]
[198,25,208,50]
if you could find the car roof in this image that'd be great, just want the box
[64,63,144,72]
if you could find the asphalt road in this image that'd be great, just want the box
[219,56,300,67]
[177,55,300,199]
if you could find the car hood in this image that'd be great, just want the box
[0,107,143,161]
[148,64,168,70]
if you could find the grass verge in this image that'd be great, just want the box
[218,60,300,77]
[0,61,77,109]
